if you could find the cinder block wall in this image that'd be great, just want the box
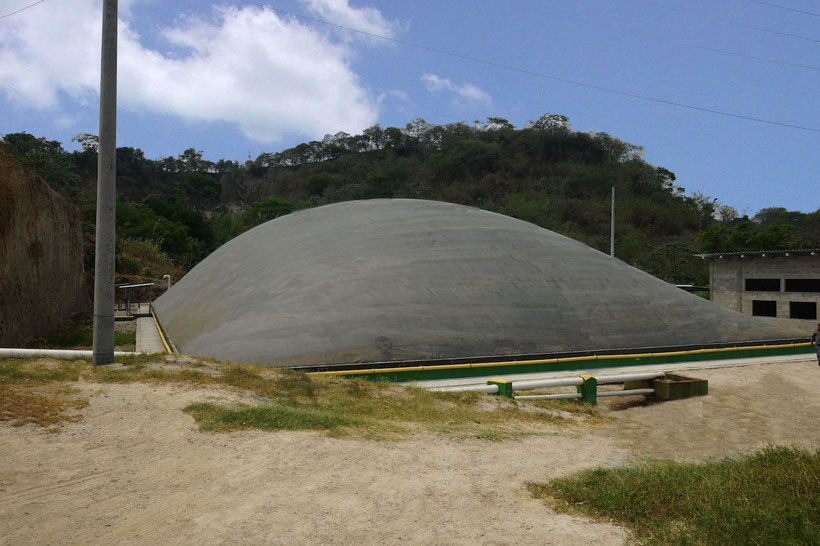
[0,147,88,346]
[711,258,742,311]
[710,255,820,319]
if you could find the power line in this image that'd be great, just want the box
[746,0,820,18]
[629,0,820,44]
[0,0,46,20]
[238,0,820,133]
[490,0,819,72]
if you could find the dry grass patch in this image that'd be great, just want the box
[1,357,604,439]
[0,384,88,429]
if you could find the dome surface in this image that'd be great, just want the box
[154,199,804,367]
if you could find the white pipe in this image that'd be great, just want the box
[595,372,664,385]
[512,377,584,391]
[163,274,171,290]
[0,348,141,359]
[515,393,582,401]
[597,388,655,397]
[429,384,499,394]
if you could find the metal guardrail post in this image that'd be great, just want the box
[487,379,514,398]
[577,374,597,404]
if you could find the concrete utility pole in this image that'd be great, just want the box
[92,0,118,365]
[610,186,615,258]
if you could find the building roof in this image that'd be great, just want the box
[696,249,820,259]
[154,199,809,367]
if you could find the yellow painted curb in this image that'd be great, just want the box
[307,341,808,378]
[150,305,172,354]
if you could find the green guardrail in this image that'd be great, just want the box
[309,343,814,383]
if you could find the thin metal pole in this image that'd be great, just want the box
[610,186,615,257]
[92,0,118,366]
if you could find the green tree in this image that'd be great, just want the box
[643,241,705,284]
[173,173,221,207]
[178,148,212,173]
[72,133,99,153]
[0,132,78,189]
[241,198,292,228]
[525,113,570,134]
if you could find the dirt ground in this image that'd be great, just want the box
[1,358,818,545]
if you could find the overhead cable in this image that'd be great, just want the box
[629,0,820,43]
[491,0,819,71]
[0,0,46,20]
[239,0,820,133]
[746,0,820,18]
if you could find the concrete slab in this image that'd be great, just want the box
[136,317,166,354]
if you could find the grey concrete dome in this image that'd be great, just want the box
[153,199,804,367]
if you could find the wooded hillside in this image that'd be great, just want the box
[3,113,818,287]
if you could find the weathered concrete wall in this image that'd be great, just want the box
[0,146,87,346]
[710,255,820,320]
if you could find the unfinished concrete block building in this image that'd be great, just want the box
[697,250,820,321]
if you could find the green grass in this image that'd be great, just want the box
[528,445,820,545]
[114,331,137,346]
[0,359,86,385]
[27,312,94,348]
[0,357,602,438]
[183,402,365,433]
[177,369,589,439]
[26,312,137,348]
[113,352,169,365]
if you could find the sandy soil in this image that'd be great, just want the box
[1,358,818,545]
[593,359,820,460]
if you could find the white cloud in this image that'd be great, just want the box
[303,0,397,38]
[420,73,490,104]
[53,115,78,129]
[387,90,410,102]
[0,1,388,142]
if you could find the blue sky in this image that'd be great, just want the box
[1,0,817,214]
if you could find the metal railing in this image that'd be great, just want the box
[430,371,666,404]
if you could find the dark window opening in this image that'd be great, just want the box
[752,300,777,317]
[790,301,817,320]
[785,279,820,293]
[745,278,780,292]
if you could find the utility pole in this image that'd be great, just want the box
[92,0,118,365]
[610,186,615,258]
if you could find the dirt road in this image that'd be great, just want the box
[1,358,818,545]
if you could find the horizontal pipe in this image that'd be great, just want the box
[512,377,584,391]
[595,372,665,385]
[597,388,656,397]
[515,393,583,401]
[0,348,140,359]
[430,384,499,394]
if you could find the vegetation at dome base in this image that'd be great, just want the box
[0,357,603,439]
[528,445,820,545]
[2,114,818,286]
